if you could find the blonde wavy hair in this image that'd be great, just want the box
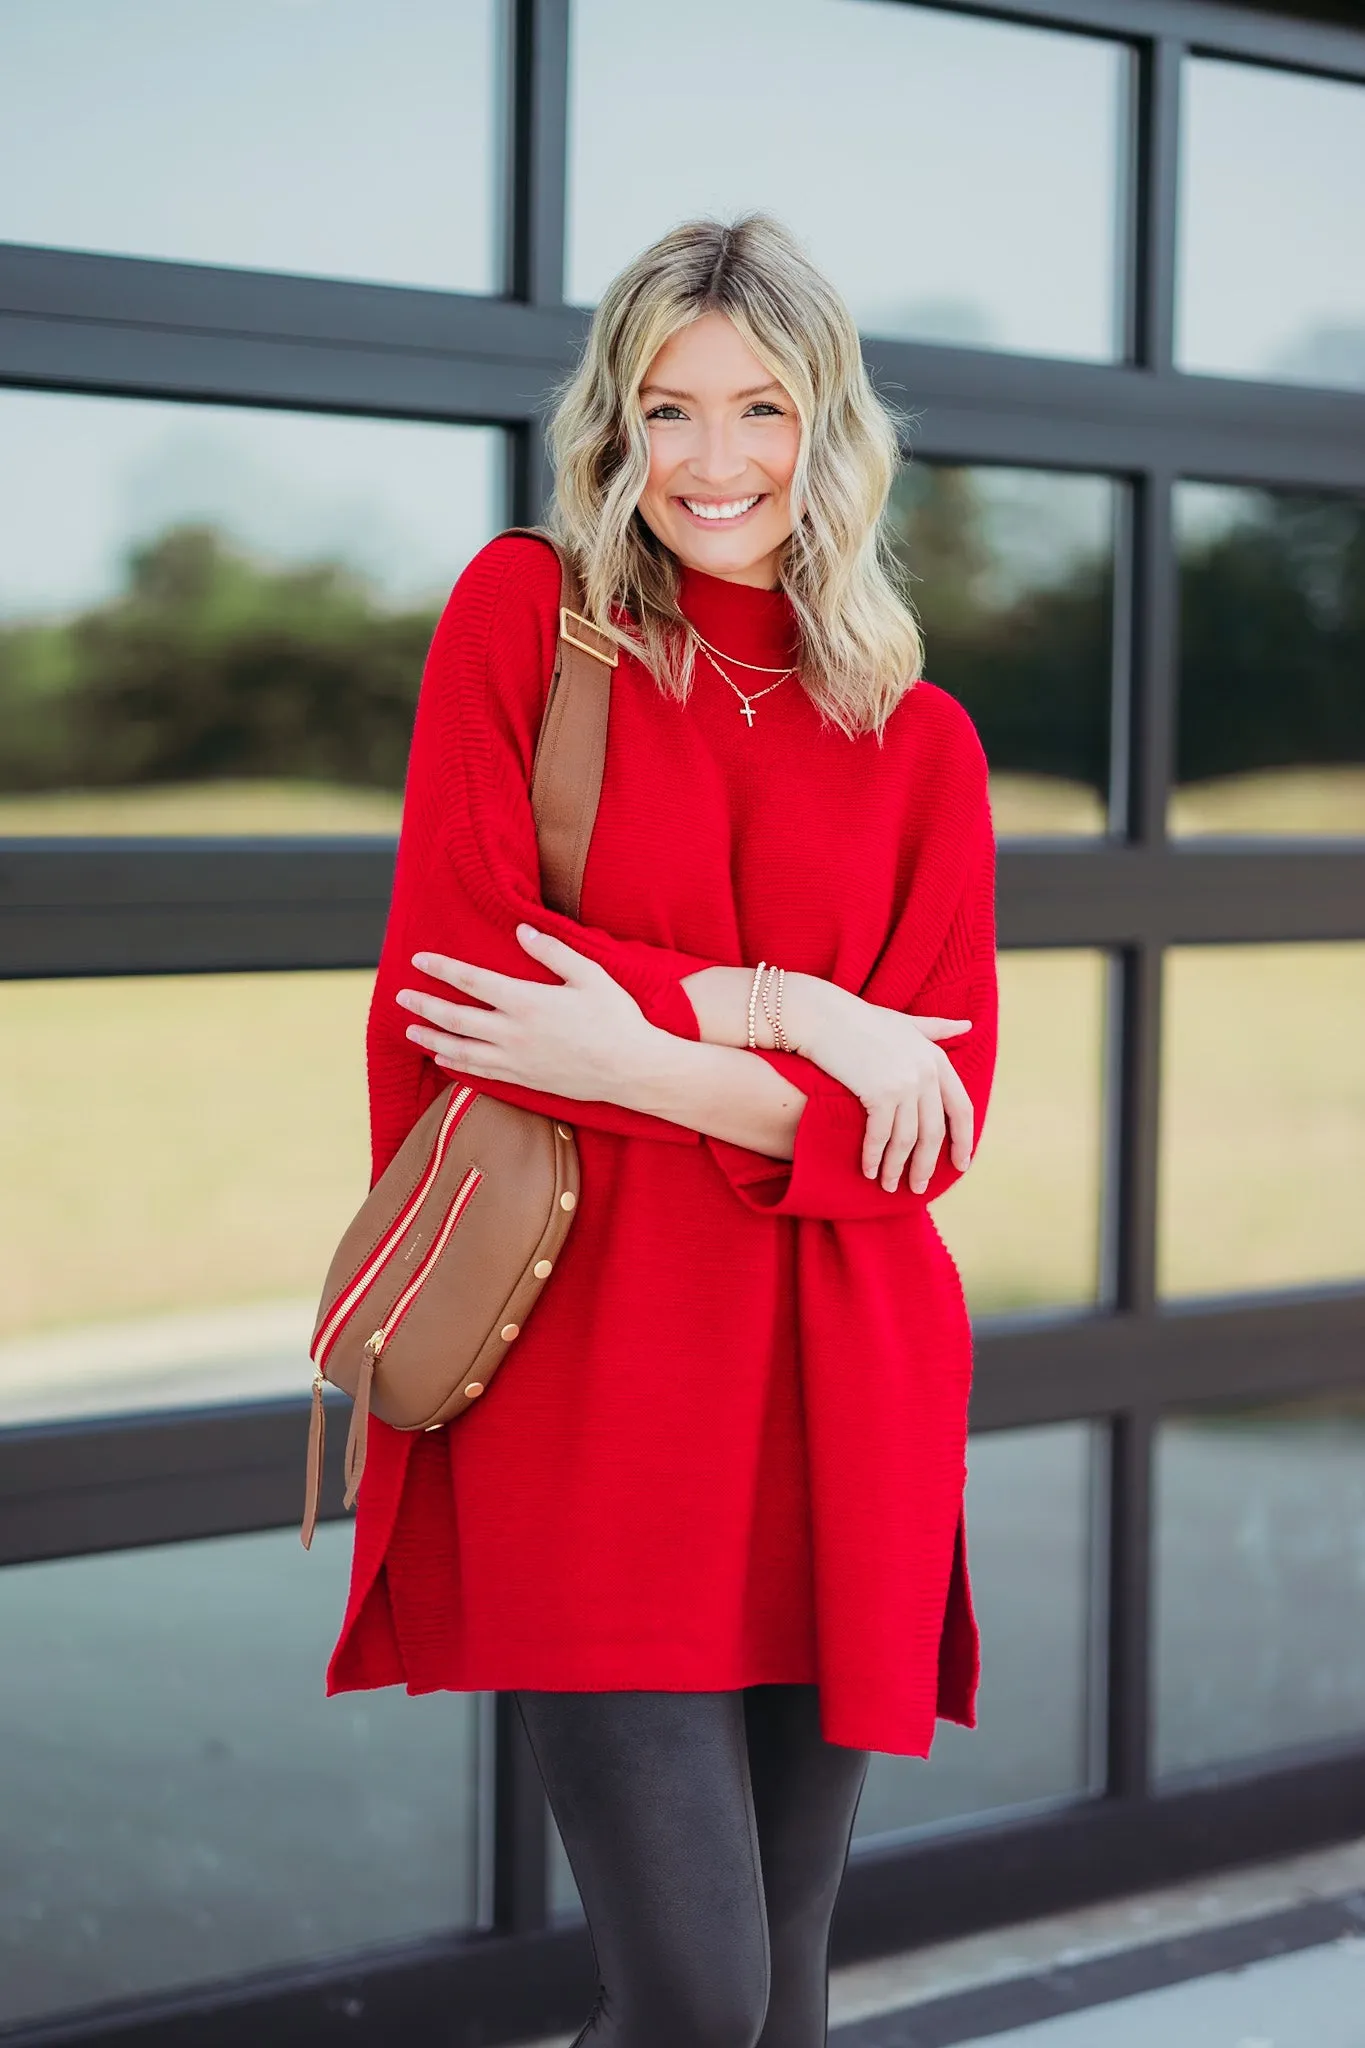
[547,214,923,740]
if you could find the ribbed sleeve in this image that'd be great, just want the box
[366,536,720,1184]
[703,780,998,1221]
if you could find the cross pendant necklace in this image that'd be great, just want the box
[695,643,794,726]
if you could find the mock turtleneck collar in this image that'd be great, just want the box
[676,562,799,667]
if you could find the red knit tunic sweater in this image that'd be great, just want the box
[324,534,998,1756]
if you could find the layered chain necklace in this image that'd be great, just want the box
[690,626,797,727]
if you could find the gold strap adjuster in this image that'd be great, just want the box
[560,607,618,667]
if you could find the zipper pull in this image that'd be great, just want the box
[344,1342,378,1512]
[364,1328,386,1360]
[301,1371,327,1550]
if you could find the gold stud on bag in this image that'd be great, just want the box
[300,531,616,1549]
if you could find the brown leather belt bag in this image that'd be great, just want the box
[300,529,617,1548]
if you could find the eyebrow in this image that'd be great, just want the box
[639,380,785,403]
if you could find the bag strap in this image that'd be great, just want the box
[301,528,616,1551]
[499,525,618,920]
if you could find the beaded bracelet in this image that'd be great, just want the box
[774,965,791,1052]
[758,962,793,1054]
[747,961,767,1049]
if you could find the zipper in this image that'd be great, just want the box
[312,1085,476,1376]
[364,1165,483,1357]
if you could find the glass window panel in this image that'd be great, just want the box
[1171,485,1365,838]
[0,1525,485,2029]
[857,1426,1100,1840]
[0,392,503,835]
[887,465,1117,838]
[0,0,503,292]
[1156,1399,1365,1780]
[568,0,1128,361]
[0,972,373,1424]
[1177,60,1365,392]
[1158,945,1365,1300]
[550,1808,580,1920]
[935,952,1108,1317]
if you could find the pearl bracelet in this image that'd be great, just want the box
[747,961,767,1049]
[757,962,793,1054]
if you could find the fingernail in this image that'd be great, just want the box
[517,922,538,938]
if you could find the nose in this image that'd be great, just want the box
[689,416,749,488]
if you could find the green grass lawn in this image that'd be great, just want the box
[3,764,1362,839]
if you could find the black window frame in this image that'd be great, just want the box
[3,3,1365,2043]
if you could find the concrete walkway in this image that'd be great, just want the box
[517,1839,1365,2048]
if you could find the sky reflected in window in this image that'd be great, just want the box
[0,0,503,291]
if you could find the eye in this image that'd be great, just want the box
[746,401,786,417]
[645,403,687,422]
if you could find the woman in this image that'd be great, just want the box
[326,214,998,2047]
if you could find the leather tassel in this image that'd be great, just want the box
[301,1375,326,1550]
[343,1348,375,1511]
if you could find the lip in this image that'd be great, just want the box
[673,493,767,528]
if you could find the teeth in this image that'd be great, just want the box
[681,496,760,522]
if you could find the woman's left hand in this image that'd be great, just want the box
[396,924,659,1101]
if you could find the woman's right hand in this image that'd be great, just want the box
[788,978,975,1194]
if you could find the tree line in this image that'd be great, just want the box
[1,486,1361,798]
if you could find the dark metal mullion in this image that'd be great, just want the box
[8,1289,1365,1565]
[1097,466,1176,1801]
[506,0,572,525]
[916,0,1365,80]
[1104,1408,1156,1798]
[1130,36,1183,376]
[1107,943,1165,1315]
[10,841,1365,983]
[1127,474,1179,847]
[506,0,571,310]
[1099,13,1182,1797]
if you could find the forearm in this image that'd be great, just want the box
[615,1025,809,1159]
[681,964,844,1058]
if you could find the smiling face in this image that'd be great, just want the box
[634,310,802,590]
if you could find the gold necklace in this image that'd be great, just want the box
[695,643,794,727]
[688,623,795,677]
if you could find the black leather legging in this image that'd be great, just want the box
[515,1686,870,2048]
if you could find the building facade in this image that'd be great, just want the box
[1,2,1363,2042]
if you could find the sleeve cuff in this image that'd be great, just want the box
[704,1049,936,1221]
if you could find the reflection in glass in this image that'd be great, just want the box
[856,1426,1099,1839]
[0,972,373,1424]
[887,466,1117,837]
[1172,485,1365,838]
[0,1525,484,2029]
[934,952,1107,1316]
[1177,60,1365,392]
[1156,1401,1365,1779]
[550,1810,580,1920]
[1158,945,1365,1299]
[569,0,1127,361]
[0,0,503,291]
[0,392,503,834]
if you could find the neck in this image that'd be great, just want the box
[675,546,783,592]
[674,559,799,671]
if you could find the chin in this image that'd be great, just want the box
[667,523,784,580]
